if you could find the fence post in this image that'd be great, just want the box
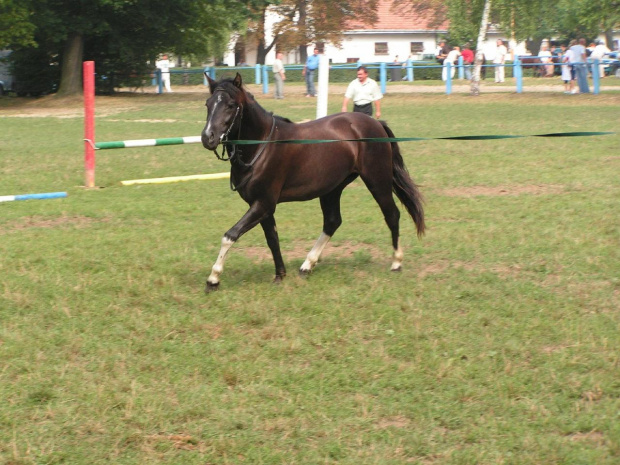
[209,67,216,80]
[407,58,414,81]
[458,56,464,79]
[83,61,96,188]
[446,63,452,95]
[380,62,387,94]
[515,58,523,93]
[316,54,329,119]
[255,64,261,84]
[203,67,210,86]
[592,59,600,95]
[262,64,268,94]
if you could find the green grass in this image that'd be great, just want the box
[0,90,619,464]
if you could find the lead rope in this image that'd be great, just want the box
[229,116,276,192]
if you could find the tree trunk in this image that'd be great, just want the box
[298,0,308,64]
[56,32,84,96]
[471,0,492,96]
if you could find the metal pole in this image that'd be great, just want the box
[262,65,268,94]
[515,57,523,93]
[83,61,96,188]
[380,62,387,94]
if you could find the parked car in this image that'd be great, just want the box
[603,52,620,77]
[0,50,15,95]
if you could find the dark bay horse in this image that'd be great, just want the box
[200,73,425,292]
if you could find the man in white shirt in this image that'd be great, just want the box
[155,54,173,93]
[341,66,383,118]
[494,39,508,83]
[272,51,286,99]
[570,38,590,93]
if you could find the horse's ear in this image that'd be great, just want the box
[233,72,243,89]
[205,72,217,94]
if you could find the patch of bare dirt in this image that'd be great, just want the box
[440,184,565,198]
[240,240,385,262]
[1,214,108,232]
[378,416,410,429]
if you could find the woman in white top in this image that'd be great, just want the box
[539,45,554,77]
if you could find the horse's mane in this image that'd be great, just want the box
[214,77,294,124]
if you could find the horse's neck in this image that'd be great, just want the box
[241,103,273,141]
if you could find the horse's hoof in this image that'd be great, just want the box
[205,281,220,293]
[299,268,312,278]
[273,275,284,285]
[391,266,402,272]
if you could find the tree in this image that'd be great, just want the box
[471,0,491,96]
[242,0,379,64]
[3,0,252,96]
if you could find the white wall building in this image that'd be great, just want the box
[224,0,618,67]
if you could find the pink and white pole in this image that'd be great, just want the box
[83,61,96,188]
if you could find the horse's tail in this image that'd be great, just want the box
[382,122,426,237]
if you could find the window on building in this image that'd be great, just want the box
[346,58,359,63]
[375,42,389,55]
[410,42,424,53]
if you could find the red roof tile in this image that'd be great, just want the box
[345,0,448,31]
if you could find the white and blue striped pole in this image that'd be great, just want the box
[0,192,67,203]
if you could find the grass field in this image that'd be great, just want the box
[1,86,619,464]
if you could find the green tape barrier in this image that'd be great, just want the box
[93,131,614,150]
[224,131,615,145]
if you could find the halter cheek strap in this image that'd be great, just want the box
[214,104,243,161]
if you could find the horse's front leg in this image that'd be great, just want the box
[260,214,286,283]
[206,202,272,292]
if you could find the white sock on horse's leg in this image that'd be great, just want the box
[300,232,331,273]
[391,239,404,271]
[207,236,235,286]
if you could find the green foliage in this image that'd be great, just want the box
[3,0,254,92]
[0,0,36,48]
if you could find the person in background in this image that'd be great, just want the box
[461,43,474,80]
[435,40,449,65]
[302,48,320,97]
[570,38,590,93]
[442,46,461,81]
[390,55,402,81]
[560,43,574,94]
[155,54,173,93]
[591,40,610,78]
[494,39,508,83]
[341,66,382,119]
[539,44,554,77]
[272,51,286,99]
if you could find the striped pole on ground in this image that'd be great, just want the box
[95,136,202,150]
[0,192,68,203]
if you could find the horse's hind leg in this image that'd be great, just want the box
[300,178,354,275]
[260,214,286,283]
[361,176,403,271]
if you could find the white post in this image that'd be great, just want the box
[316,54,329,119]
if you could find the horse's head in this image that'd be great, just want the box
[201,73,244,151]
